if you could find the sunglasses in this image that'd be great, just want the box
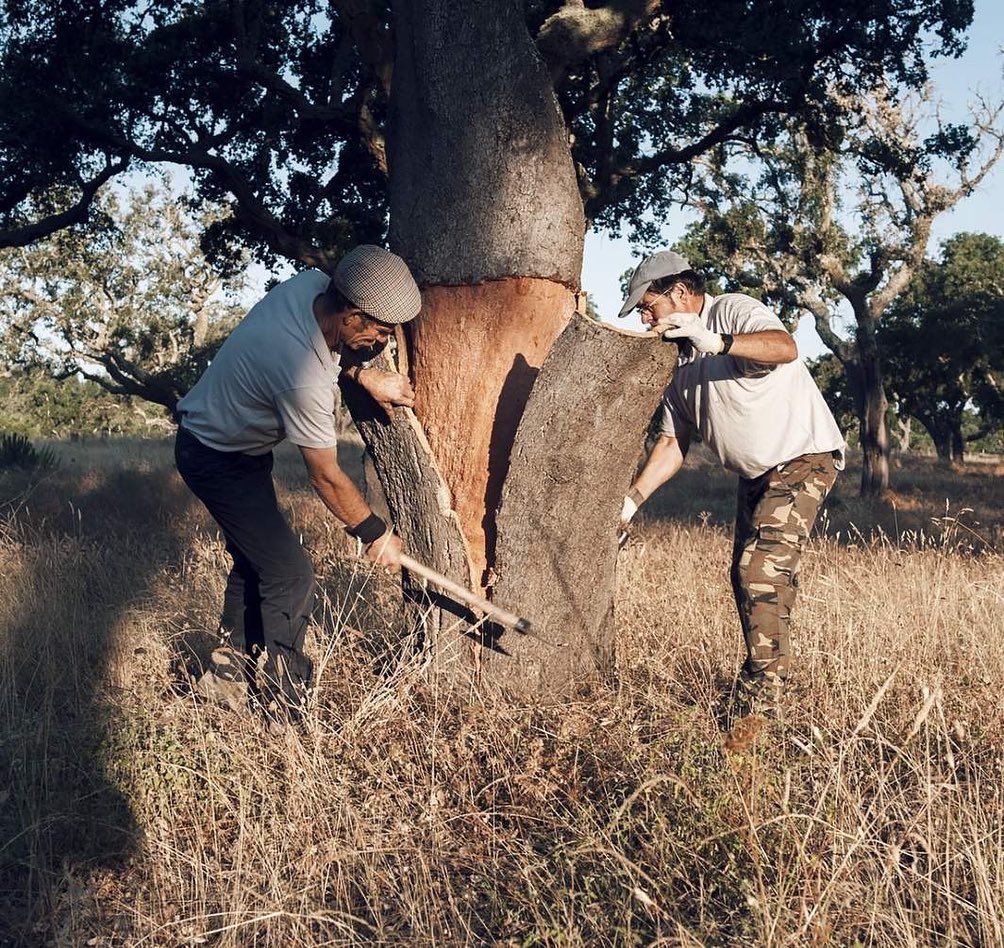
[636,288,671,316]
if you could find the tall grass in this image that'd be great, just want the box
[1,439,1001,945]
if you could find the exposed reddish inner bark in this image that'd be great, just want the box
[408,279,574,582]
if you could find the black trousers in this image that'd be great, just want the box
[175,425,315,709]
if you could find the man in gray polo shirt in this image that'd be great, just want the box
[175,245,420,723]
[618,252,844,749]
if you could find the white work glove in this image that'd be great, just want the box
[656,312,724,354]
[620,495,639,526]
[620,487,646,526]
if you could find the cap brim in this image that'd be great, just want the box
[616,282,650,318]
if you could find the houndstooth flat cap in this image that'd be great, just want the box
[331,245,422,325]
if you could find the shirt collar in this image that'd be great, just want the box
[305,296,340,381]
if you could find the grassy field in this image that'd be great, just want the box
[1,437,1002,945]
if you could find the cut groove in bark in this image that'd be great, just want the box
[408,279,575,582]
[340,352,476,672]
[489,314,678,693]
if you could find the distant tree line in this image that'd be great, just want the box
[2,177,1002,464]
[0,369,168,438]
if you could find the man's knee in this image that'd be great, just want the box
[261,549,315,605]
[738,528,800,591]
[287,551,316,601]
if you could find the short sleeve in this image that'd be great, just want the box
[659,383,692,440]
[274,385,338,449]
[725,297,787,335]
[723,297,788,377]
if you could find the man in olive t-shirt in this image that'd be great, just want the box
[175,245,421,723]
[618,251,845,750]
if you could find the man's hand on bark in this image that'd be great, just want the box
[654,312,724,354]
[358,367,415,414]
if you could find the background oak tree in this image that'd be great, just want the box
[676,83,1003,495]
[881,232,1004,462]
[1,183,245,417]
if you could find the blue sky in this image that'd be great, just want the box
[586,0,1004,355]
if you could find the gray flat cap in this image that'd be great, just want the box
[332,245,422,325]
[617,250,692,318]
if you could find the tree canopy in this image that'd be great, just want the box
[0,182,245,412]
[881,232,1004,460]
[0,0,975,269]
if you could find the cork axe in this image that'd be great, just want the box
[398,553,543,640]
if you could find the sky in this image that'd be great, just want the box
[583,0,1004,356]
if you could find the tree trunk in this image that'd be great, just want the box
[950,420,965,463]
[914,413,952,462]
[345,0,673,692]
[388,0,584,578]
[894,415,911,454]
[850,312,890,496]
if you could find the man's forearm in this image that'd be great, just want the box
[727,330,797,364]
[309,467,372,529]
[631,435,686,501]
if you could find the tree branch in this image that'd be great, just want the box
[334,0,393,94]
[804,293,855,364]
[0,158,128,248]
[536,0,660,81]
[584,99,783,219]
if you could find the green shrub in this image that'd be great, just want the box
[0,432,57,473]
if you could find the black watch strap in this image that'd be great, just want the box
[720,332,735,354]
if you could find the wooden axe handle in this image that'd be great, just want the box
[398,553,532,634]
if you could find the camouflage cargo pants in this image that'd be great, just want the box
[730,451,838,708]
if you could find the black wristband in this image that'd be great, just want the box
[346,513,387,545]
[720,332,734,354]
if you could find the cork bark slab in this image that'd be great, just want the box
[489,314,678,694]
[340,353,476,671]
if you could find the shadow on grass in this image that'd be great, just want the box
[0,467,195,941]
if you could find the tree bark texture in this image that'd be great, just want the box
[488,316,678,693]
[340,356,478,673]
[848,313,891,496]
[388,0,585,286]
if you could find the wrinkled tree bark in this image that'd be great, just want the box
[846,311,890,496]
[342,0,674,692]
[489,316,677,691]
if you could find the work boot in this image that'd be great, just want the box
[193,646,250,713]
[721,677,782,754]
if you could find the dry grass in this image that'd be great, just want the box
[1,438,1002,945]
